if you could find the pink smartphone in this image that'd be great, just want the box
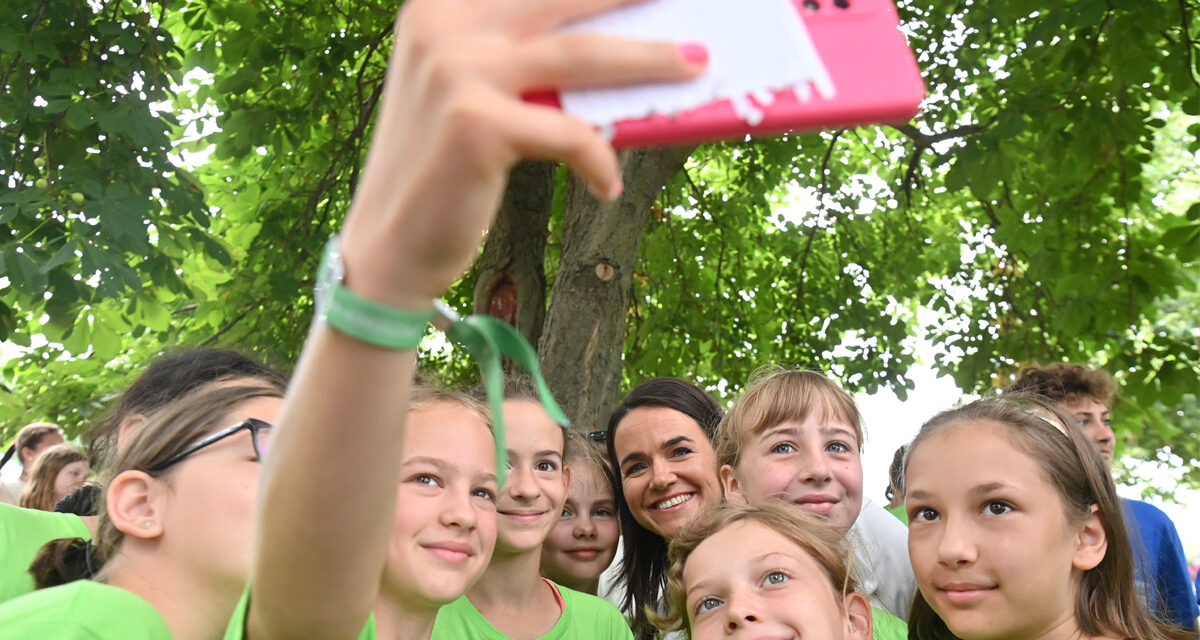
[529,0,925,149]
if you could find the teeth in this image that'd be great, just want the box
[655,494,693,510]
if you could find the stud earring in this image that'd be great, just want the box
[140,520,154,529]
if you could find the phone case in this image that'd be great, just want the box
[530,0,925,149]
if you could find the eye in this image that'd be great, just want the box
[623,462,647,478]
[593,507,614,518]
[670,446,694,459]
[984,501,1013,516]
[472,487,496,502]
[535,460,558,473]
[769,441,796,454]
[826,441,851,454]
[694,596,723,614]
[762,570,789,586]
[412,474,440,487]
[910,506,939,522]
[1101,418,1113,427]
[560,506,575,518]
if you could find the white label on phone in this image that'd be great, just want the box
[559,0,835,129]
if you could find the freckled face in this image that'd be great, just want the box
[613,407,721,539]
[724,413,863,532]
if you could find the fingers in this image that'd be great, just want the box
[502,0,657,34]
[504,35,706,92]
[483,94,623,200]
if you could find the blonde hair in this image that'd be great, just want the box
[652,502,859,636]
[19,444,87,511]
[716,367,863,468]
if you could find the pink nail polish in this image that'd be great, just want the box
[609,179,624,201]
[679,42,709,66]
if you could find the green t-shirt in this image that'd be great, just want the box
[0,502,91,604]
[872,606,907,640]
[0,579,171,639]
[884,503,909,526]
[431,582,633,640]
[222,586,377,640]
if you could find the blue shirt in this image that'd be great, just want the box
[1123,497,1199,628]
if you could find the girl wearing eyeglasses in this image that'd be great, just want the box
[0,384,282,639]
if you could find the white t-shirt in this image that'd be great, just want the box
[848,498,916,620]
[0,478,25,506]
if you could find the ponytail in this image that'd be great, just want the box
[29,537,94,589]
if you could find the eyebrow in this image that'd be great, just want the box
[908,481,1013,502]
[619,436,696,469]
[402,455,453,471]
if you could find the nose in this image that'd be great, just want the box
[440,488,479,530]
[573,513,597,539]
[649,459,677,491]
[507,463,539,502]
[798,447,832,484]
[724,587,759,633]
[936,514,977,568]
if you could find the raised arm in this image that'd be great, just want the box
[249,1,704,637]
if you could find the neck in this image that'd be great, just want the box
[102,551,241,640]
[555,575,598,596]
[373,597,437,640]
[468,545,545,607]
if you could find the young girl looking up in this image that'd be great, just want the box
[541,438,620,596]
[18,444,90,512]
[0,384,284,640]
[227,385,499,640]
[653,502,872,640]
[715,367,915,624]
[432,381,632,639]
[904,396,1193,640]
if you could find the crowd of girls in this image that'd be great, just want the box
[0,0,1196,637]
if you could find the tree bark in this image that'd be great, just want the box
[472,161,556,347]
[539,146,695,432]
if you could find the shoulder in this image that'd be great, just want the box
[556,584,632,636]
[431,596,502,639]
[0,581,171,639]
[1121,497,1171,523]
[851,499,909,543]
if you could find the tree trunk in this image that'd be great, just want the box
[473,161,556,347]
[539,146,695,432]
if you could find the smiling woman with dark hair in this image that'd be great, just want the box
[605,377,725,640]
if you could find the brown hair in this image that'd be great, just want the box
[19,444,87,511]
[716,367,863,468]
[1006,363,1117,407]
[652,502,860,637]
[0,422,63,473]
[904,396,1191,640]
[30,383,286,587]
[91,384,284,573]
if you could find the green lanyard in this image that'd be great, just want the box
[433,302,568,488]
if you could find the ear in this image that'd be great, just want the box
[842,592,873,640]
[1071,503,1107,571]
[562,464,572,493]
[106,470,166,539]
[116,414,147,453]
[719,464,746,504]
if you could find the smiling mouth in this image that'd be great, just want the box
[793,495,838,515]
[652,493,695,511]
[500,510,547,523]
[939,584,996,604]
[566,548,602,560]
[423,544,472,564]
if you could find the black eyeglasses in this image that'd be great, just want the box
[584,430,607,443]
[149,418,273,472]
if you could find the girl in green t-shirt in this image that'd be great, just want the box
[0,384,284,640]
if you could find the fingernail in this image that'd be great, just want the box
[678,42,708,67]
[608,179,623,201]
